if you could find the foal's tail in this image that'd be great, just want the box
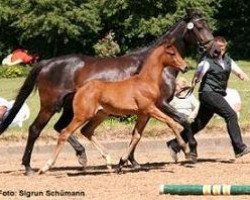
[0,61,45,134]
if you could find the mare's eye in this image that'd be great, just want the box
[195,21,204,29]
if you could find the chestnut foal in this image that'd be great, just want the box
[39,38,190,174]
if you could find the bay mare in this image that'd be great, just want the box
[0,9,213,175]
[39,38,190,174]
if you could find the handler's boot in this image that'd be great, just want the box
[235,147,250,158]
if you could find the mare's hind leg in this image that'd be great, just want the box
[117,115,149,173]
[80,112,113,168]
[39,117,85,174]
[54,101,87,167]
[128,116,150,169]
[22,107,55,175]
[147,105,190,157]
[160,100,197,161]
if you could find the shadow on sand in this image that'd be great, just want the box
[0,157,235,176]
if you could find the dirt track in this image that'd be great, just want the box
[0,135,250,200]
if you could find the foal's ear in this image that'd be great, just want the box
[164,37,176,54]
[164,40,175,55]
[165,37,176,47]
[170,37,176,45]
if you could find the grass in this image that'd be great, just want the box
[0,60,250,140]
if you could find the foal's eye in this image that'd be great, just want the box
[166,49,175,55]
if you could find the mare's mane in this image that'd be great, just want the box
[127,10,203,56]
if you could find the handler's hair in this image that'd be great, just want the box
[214,36,227,46]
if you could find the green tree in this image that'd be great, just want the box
[0,0,102,58]
[214,0,250,59]
[93,31,120,57]
[0,0,220,60]
[100,0,219,52]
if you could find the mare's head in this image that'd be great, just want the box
[182,8,214,52]
[159,38,188,73]
[166,9,214,54]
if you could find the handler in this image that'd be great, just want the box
[170,77,200,123]
[0,97,30,127]
[167,36,250,162]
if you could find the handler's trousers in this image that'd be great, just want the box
[168,91,247,155]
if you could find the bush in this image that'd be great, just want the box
[108,115,137,124]
[0,65,31,78]
[93,31,120,57]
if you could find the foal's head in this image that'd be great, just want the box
[159,38,188,72]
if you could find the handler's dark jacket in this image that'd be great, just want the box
[199,54,232,96]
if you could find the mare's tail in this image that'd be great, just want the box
[0,62,45,134]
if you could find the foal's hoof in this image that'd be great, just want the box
[24,166,36,176]
[77,151,88,168]
[38,168,48,175]
[38,163,51,175]
[106,155,113,170]
[38,170,44,175]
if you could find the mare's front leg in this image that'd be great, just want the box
[38,118,84,174]
[159,100,197,161]
[22,107,55,175]
[117,115,149,173]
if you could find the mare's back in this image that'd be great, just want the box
[38,53,142,89]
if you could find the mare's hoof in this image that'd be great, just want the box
[115,166,123,174]
[77,152,88,168]
[185,152,198,164]
[130,161,141,170]
[24,166,36,176]
[116,158,126,174]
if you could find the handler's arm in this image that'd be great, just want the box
[231,60,249,81]
[192,60,210,86]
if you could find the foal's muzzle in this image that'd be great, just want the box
[180,65,189,73]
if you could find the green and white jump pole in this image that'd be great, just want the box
[159,184,250,195]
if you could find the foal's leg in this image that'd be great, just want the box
[38,117,85,174]
[54,103,87,167]
[80,112,113,168]
[128,116,150,168]
[147,105,189,157]
[117,115,149,173]
[22,107,55,175]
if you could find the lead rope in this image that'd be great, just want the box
[175,84,196,99]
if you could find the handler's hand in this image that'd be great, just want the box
[239,72,249,81]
